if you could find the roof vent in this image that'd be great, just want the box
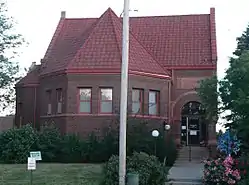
[61,11,66,19]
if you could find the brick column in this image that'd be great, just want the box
[172,119,181,147]
[208,122,217,158]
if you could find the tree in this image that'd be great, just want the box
[197,75,219,122]
[233,25,249,57]
[219,51,249,151]
[217,24,249,151]
[0,1,24,113]
[197,24,249,152]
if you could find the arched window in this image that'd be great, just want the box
[181,101,205,115]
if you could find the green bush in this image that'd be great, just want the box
[101,152,167,185]
[127,121,154,156]
[126,120,177,166]
[0,124,37,163]
[59,134,85,163]
[35,124,62,162]
[0,120,177,165]
[98,128,119,162]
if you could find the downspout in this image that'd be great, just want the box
[33,87,37,129]
[168,80,171,124]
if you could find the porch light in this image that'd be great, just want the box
[152,130,159,137]
[163,120,171,131]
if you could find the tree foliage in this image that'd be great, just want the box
[0,1,24,112]
[198,23,249,152]
[197,75,219,121]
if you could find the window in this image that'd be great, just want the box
[46,90,52,115]
[79,88,91,113]
[100,88,112,113]
[17,103,23,127]
[149,90,160,115]
[132,89,144,114]
[56,89,62,114]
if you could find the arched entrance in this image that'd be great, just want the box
[180,101,206,146]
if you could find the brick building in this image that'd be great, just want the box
[15,7,217,146]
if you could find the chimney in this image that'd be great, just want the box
[61,11,66,19]
[209,7,217,64]
[29,62,36,72]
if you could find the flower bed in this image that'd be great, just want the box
[202,130,248,185]
[203,156,241,184]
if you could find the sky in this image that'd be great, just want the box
[4,0,249,130]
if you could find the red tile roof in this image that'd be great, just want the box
[130,15,214,68]
[67,8,168,76]
[21,7,217,84]
[16,65,40,86]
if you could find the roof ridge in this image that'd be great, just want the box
[43,19,65,61]
[66,9,110,69]
[130,14,210,19]
[129,30,170,75]
[107,9,169,76]
[109,10,122,64]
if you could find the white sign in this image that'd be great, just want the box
[30,151,42,161]
[27,157,36,170]
[190,130,197,135]
[181,126,186,130]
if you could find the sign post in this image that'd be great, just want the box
[27,157,36,185]
[27,151,42,185]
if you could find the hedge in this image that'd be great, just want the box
[0,121,177,165]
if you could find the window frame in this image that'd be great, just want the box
[56,88,62,114]
[46,89,52,115]
[99,88,113,114]
[78,88,92,114]
[132,88,144,114]
[148,90,160,116]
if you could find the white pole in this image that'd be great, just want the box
[119,0,130,184]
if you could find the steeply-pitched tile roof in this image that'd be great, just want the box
[129,14,214,68]
[16,65,40,87]
[67,8,168,76]
[20,7,217,85]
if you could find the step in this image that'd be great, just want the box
[166,178,203,185]
[166,181,202,185]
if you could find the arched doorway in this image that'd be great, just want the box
[180,101,206,146]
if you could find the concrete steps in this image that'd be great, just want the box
[176,146,208,164]
[166,178,203,185]
[166,146,207,185]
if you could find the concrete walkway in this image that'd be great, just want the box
[166,146,207,185]
[167,163,204,184]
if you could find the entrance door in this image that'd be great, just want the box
[187,117,200,145]
[180,101,205,146]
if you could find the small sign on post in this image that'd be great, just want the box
[27,157,36,170]
[27,157,36,185]
[30,151,42,161]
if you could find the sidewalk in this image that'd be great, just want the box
[166,146,206,185]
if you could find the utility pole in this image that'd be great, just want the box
[119,0,130,184]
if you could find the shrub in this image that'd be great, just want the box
[35,124,62,162]
[161,137,177,166]
[101,152,167,185]
[0,124,37,163]
[98,128,119,162]
[203,156,241,185]
[127,120,177,166]
[127,121,154,156]
[59,134,85,163]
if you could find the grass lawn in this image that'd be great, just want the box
[0,163,102,185]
